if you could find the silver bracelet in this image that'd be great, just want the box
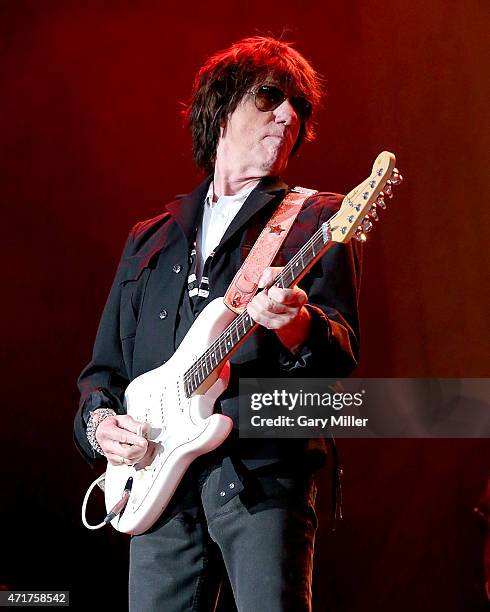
[86,408,116,456]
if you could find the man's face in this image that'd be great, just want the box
[216,86,301,178]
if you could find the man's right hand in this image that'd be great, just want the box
[95,414,150,466]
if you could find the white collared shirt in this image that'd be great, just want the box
[195,181,258,280]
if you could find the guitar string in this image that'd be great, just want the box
[182,223,331,395]
[182,201,376,393]
[182,219,337,393]
[183,225,328,390]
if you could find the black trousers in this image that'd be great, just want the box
[129,458,318,612]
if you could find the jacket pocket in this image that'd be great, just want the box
[121,334,136,380]
[119,255,153,341]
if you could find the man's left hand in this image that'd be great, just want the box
[247,267,312,353]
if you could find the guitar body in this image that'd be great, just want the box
[104,297,236,535]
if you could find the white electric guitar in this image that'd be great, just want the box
[103,151,402,534]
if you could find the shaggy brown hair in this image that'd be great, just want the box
[183,36,324,174]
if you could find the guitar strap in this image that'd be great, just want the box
[223,186,318,314]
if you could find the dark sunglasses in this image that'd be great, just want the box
[248,85,312,117]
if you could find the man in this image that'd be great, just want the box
[74,36,361,611]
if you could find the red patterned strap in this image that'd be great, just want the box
[223,187,317,314]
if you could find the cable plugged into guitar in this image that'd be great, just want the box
[82,475,133,530]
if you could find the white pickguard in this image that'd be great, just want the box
[104,298,236,535]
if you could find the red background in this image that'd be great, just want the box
[1,1,489,610]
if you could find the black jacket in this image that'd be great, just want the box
[74,176,361,492]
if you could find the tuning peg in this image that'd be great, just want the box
[384,180,393,198]
[369,205,379,221]
[362,216,373,233]
[376,193,386,209]
[391,168,403,185]
[355,228,367,242]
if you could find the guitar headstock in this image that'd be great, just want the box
[328,151,403,243]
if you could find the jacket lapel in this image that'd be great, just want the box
[165,175,212,242]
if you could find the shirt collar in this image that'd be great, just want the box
[205,180,258,208]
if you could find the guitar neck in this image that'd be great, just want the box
[183,220,335,397]
[273,222,333,290]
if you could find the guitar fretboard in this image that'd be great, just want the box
[183,219,334,397]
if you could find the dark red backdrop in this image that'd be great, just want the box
[1,1,489,610]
